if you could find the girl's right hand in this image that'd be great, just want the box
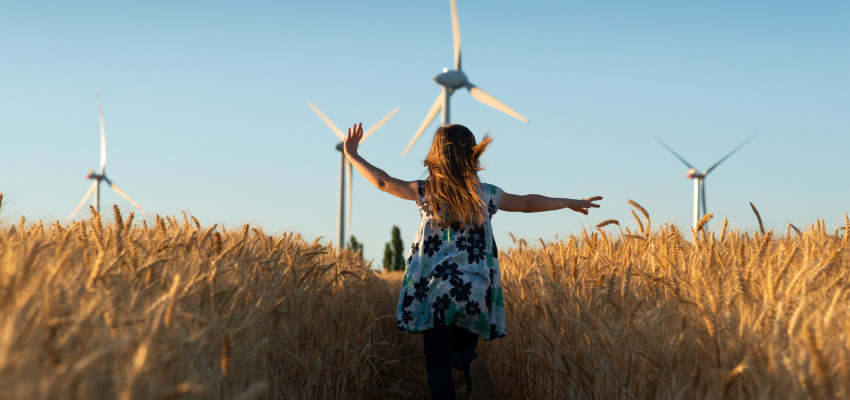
[344,122,363,157]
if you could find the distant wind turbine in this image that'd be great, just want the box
[307,102,399,248]
[69,94,146,219]
[401,0,528,157]
[657,136,755,229]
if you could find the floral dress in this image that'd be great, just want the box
[396,180,505,341]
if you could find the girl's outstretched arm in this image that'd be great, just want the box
[343,123,418,201]
[500,193,602,214]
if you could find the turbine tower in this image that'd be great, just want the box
[657,136,754,229]
[401,0,528,157]
[69,94,146,219]
[307,102,399,248]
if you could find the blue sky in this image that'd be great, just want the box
[1,1,848,264]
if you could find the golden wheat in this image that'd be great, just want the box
[750,202,765,234]
[0,210,405,399]
[486,210,850,399]
[696,212,713,232]
[2,207,848,399]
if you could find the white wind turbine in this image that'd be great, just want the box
[401,0,528,157]
[307,102,399,248]
[69,94,146,219]
[657,136,755,229]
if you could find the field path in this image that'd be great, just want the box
[374,272,470,400]
[373,272,431,399]
[374,334,431,399]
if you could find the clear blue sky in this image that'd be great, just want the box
[2,0,848,265]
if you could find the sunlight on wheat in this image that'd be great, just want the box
[0,209,402,399]
[0,205,848,399]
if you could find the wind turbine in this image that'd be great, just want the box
[69,94,146,219]
[657,136,755,229]
[401,0,528,157]
[307,101,399,248]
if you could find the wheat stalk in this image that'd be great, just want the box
[123,212,135,239]
[805,326,834,398]
[164,274,181,328]
[595,219,620,229]
[156,215,166,236]
[182,211,189,230]
[627,199,650,236]
[221,333,231,375]
[750,202,765,234]
[214,232,223,254]
[630,210,645,236]
[696,213,713,233]
[789,223,801,236]
[113,205,124,251]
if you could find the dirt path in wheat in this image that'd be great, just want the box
[374,272,479,399]
[373,272,432,399]
[375,272,499,400]
[373,333,431,399]
[373,330,470,400]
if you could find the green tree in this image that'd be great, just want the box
[346,235,363,259]
[383,243,394,272]
[390,226,405,271]
[382,226,405,271]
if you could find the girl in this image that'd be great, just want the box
[343,123,601,400]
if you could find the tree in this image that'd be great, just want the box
[383,226,405,271]
[390,226,405,271]
[347,235,363,259]
[383,243,394,272]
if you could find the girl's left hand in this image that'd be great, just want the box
[344,123,363,157]
[568,196,603,215]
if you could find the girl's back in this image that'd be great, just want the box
[398,179,505,340]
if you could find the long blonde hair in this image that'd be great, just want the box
[423,124,493,228]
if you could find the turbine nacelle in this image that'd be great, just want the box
[85,169,104,180]
[686,168,704,179]
[434,68,468,89]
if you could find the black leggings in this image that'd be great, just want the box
[423,325,479,400]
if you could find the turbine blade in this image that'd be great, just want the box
[98,93,106,173]
[402,93,444,157]
[362,106,400,143]
[346,159,352,234]
[450,0,462,70]
[466,84,528,123]
[69,182,98,220]
[655,138,695,170]
[307,101,345,141]
[705,135,756,176]
[107,180,147,215]
[701,180,707,216]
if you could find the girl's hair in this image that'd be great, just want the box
[423,124,493,228]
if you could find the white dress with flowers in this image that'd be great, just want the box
[396,180,505,341]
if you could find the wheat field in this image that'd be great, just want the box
[1,197,848,399]
[488,203,849,399]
